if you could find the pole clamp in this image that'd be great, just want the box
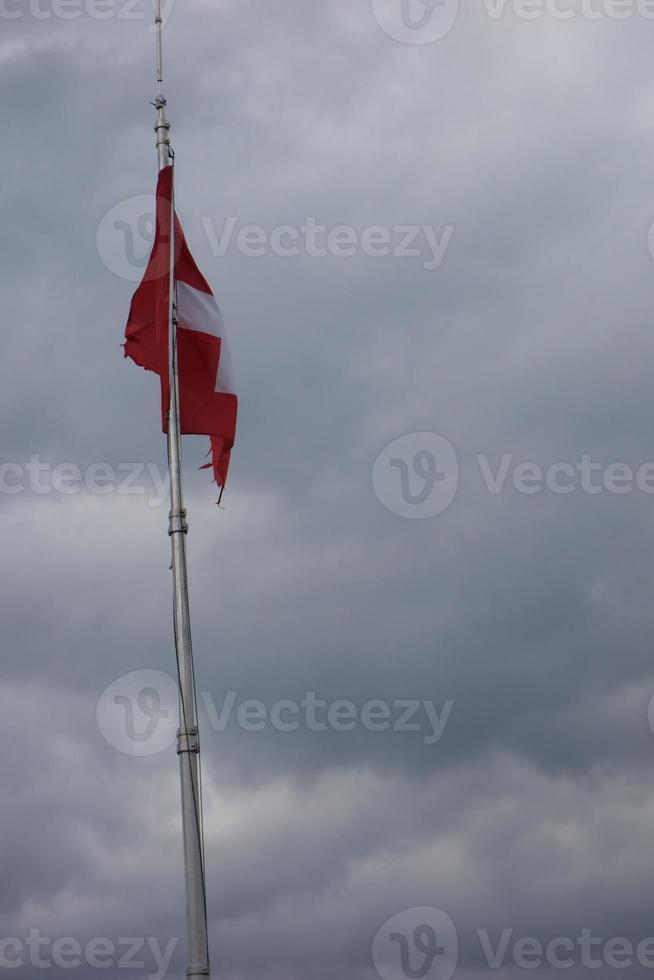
[177,727,200,755]
[169,509,189,536]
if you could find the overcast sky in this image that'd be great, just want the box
[4,1,654,978]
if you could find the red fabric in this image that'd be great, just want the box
[124,166,237,494]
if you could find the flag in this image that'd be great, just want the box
[124,165,237,497]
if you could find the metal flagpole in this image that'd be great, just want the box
[153,3,211,977]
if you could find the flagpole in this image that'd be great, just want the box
[153,3,211,977]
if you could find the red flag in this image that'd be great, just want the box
[124,166,237,495]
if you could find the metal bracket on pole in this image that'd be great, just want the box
[177,727,200,755]
[154,97,172,169]
[169,508,189,536]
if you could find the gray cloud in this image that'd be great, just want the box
[3,3,654,979]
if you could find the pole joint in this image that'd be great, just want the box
[177,727,200,755]
[155,115,171,150]
[154,94,171,169]
[169,509,189,535]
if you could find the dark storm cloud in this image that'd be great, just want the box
[3,3,654,979]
